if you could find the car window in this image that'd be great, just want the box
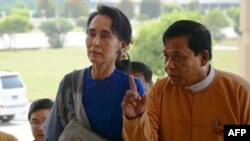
[1,76,23,89]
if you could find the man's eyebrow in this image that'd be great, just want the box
[30,118,39,121]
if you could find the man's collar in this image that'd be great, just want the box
[186,65,215,93]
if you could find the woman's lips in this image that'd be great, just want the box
[90,51,102,56]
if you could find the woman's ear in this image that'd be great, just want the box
[117,42,128,54]
[121,41,129,49]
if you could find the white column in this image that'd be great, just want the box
[239,0,250,82]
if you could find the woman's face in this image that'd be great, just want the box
[86,14,124,66]
[29,109,50,141]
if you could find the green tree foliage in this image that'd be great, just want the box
[55,0,65,16]
[37,0,55,18]
[11,8,33,30]
[117,0,135,20]
[11,8,30,18]
[75,16,87,29]
[0,21,5,41]
[0,0,27,15]
[24,0,37,11]
[226,7,241,35]
[202,8,229,41]
[188,0,201,12]
[0,0,15,14]
[0,15,29,34]
[130,11,201,76]
[13,0,26,9]
[0,0,36,14]
[0,0,15,4]
[163,4,182,13]
[0,8,30,49]
[139,0,161,20]
[40,18,73,48]
[63,0,88,19]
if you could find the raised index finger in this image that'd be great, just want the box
[129,75,137,92]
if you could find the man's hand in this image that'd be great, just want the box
[121,75,146,119]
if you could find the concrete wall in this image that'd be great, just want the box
[240,0,250,82]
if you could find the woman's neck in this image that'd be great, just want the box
[91,64,116,80]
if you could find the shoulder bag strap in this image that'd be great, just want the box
[71,69,91,129]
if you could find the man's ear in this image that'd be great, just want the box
[200,50,209,66]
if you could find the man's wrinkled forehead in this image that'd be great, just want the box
[164,37,188,47]
[163,37,192,55]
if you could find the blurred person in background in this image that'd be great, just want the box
[28,98,53,141]
[130,61,153,93]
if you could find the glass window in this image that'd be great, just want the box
[1,76,23,89]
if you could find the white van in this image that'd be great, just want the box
[0,71,28,122]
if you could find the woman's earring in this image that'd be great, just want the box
[116,50,122,54]
[121,52,129,60]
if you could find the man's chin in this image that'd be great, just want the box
[36,135,45,141]
[169,79,183,86]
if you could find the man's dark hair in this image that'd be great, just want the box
[130,61,153,83]
[162,20,212,60]
[28,98,53,120]
[86,4,132,45]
